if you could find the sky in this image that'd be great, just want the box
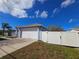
[0,0,79,30]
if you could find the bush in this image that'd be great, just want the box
[0,30,3,35]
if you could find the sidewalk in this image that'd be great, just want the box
[0,38,36,58]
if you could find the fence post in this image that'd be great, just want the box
[38,28,40,40]
[47,31,48,43]
[60,32,62,45]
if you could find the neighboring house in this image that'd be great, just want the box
[69,28,79,32]
[16,24,47,40]
[0,29,16,37]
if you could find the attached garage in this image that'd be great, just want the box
[22,31,38,39]
[16,24,47,40]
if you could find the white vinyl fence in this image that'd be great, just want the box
[21,31,79,47]
[41,31,79,47]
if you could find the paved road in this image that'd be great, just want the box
[0,38,36,58]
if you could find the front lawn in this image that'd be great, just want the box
[1,41,79,59]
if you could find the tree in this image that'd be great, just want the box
[2,22,9,36]
[48,25,64,31]
[2,22,12,36]
[7,26,12,36]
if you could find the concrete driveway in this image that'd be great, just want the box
[0,38,36,58]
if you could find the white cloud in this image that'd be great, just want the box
[11,8,28,18]
[40,11,48,18]
[53,8,60,15]
[38,0,47,3]
[61,0,75,8]
[0,0,35,18]
[29,16,35,18]
[52,7,61,17]
[35,10,48,18]
[53,8,58,14]
[35,10,40,18]
[69,19,73,23]
[52,0,76,18]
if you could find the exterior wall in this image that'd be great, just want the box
[4,31,16,37]
[17,27,39,38]
[11,31,17,37]
[16,26,47,38]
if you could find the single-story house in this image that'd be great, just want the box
[0,29,16,37]
[16,24,47,40]
[16,25,79,47]
[69,28,79,32]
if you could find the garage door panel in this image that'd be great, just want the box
[22,31,38,40]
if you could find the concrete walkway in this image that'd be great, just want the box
[0,38,36,58]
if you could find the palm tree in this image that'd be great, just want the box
[7,26,12,36]
[2,22,9,36]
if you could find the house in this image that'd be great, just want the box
[0,29,16,37]
[69,27,79,32]
[16,24,79,47]
[16,24,47,40]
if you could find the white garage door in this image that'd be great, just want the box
[22,31,38,40]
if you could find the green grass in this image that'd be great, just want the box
[1,41,79,59]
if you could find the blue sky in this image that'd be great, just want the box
[0,0,79,30]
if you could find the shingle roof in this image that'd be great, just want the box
[16,24,46,28]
